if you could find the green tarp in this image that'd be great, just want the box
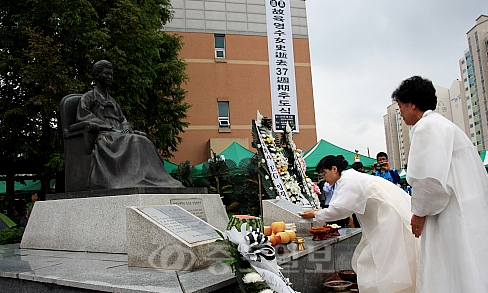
[303,139,376,174]
[480,150,488,167]
[0,213,16,229]
[193,142,255,178]
[163,160,178,174]
[0,179,55,195]
[218,142,255,164]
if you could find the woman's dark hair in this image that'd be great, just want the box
[91,60,113,80]
[316,155,349,174]
[391,76,437,111]
[351,161,364,172]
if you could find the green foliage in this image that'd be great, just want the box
[0,228,25,245]
[0,0,189,193]
[229,156,270,217]
[171,160,196,187]
[202,151,237,207]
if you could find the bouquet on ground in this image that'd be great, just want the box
[218,216,297,293]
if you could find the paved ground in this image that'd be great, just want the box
[0,243,236,293]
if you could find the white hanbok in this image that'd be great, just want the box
[315,169,418,293]
[407,110,488,293]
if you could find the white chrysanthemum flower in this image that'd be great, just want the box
[269,187,273,190]
[242,272,264,283]
[257,144,261,148]
[265,175,269,180]
[261,159,265,163]
[258,289,274,293]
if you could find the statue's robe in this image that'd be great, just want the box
[76,87,183,189]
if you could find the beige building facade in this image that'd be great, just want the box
[461,15,488,152]
[163,0,317,165]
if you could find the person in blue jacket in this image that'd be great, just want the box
[372,152,400,184]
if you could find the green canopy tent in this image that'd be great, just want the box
[193,142,256,179]
[0,178,56,195]
[303,139,377,179]
[163,160,179,174]
[0,213,16,229]
[399,169,407,184]
[479,150,488,169]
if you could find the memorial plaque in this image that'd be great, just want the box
[138,206,219,244]
[170,198,207,222]
[272,199,302,214]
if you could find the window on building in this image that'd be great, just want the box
[215,34,225,58]
[218,101,230,128]
[472,133,475,137]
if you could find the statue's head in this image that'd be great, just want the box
[91,60,113,81]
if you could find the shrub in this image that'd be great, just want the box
[0,228,25,245]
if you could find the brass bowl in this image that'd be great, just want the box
[338,269,357,283]
[324,280,353,291]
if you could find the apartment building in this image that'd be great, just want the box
[462,15,488,152]
[385,15,488,168]
[384,83,469,170]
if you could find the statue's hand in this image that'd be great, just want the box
[134,130,147,136]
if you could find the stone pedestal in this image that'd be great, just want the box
[21,193,228,253]
[262,199,318,236]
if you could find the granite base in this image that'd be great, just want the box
[21,193,228,253]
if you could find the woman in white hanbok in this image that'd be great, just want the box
[301,155,418,293]
[393,76,488,293]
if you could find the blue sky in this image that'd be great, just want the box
[305,0,488,159]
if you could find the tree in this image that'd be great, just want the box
[0,0,189,198]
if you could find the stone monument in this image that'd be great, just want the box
[21,62,225,257]
[127,205,225,271]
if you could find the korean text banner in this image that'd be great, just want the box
[265,0,299,132]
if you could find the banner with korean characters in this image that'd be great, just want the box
[265,0,299,133]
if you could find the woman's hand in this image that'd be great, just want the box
[299,209,317,219]
[411,214,425,238]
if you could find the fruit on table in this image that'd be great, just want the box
[276,231,290,244]
[264,226,272,236]
[227,215,264,233]
[269,234,281,246]
[271,221,286,233]
[285,230,296,241]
